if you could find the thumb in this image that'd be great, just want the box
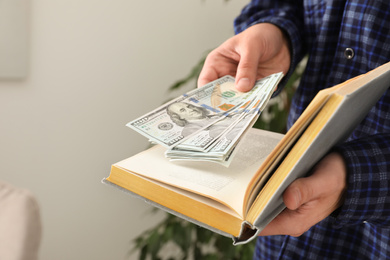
[235,50,260,92]
[283,178,314,210]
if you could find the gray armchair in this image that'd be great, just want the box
[0,181,42,260]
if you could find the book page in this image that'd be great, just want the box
[129,172,243,219]
[115,128,283,217]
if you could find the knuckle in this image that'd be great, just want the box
[238,62,253,71]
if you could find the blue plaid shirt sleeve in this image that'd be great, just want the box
[233,0,305,94]
[334,133,390,228]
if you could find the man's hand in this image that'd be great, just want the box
[260,152,347,237]
[198,23,291,92]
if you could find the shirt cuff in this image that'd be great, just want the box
[331,135,390,228]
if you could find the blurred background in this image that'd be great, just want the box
[0,0,248,259]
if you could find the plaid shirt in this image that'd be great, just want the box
[234,1,390,259]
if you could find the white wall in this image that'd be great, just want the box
[0,1,247,259]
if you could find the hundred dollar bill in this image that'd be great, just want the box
[165,94,263,164]
[168,72,283,153]
[165,72,283,165]
[127,75,269,148]
[166,114,260,167]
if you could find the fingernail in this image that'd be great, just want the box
[236,78,251,92]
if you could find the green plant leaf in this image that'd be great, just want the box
[139,245,148,260]
[147,230,162,258]
[202,254,220,260]
[171,222,191,251]
[196,226,213,243]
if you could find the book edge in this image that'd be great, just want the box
[101,178,258,244]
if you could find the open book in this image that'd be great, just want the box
[103,62,390,245]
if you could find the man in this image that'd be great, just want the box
[198,1,390,259]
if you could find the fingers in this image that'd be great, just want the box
[260,206,313,237]
[198,23,291,91]
[260,153,348,237]
[260,177,324,237]
[197,47,238,88]
[197,67,219,88]
[235,48,261,92]
[198,41,260,92]
[283,177,315,211]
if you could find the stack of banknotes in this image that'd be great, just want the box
[128,72,283,166]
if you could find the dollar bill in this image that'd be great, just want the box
[165,114,260,167]
[127,75,275,148]
[127,72,283,165]
[167,72,283,153]
[164,72,283,166]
